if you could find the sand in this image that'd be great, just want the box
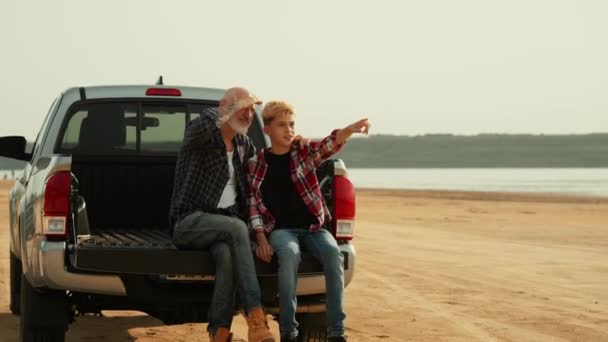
[1,180,607,341]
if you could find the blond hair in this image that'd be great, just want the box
[262,101,295,125]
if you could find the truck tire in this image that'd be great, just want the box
[19,274,69,342]
[297,313,328,342]
[10,251,22,315]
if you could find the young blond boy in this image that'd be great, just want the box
[247,101,370,341]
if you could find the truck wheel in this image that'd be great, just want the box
[19,274,69,342]
[297,313,328,342]
[10,251,22,315]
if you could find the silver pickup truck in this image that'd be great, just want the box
[1,82,357,342]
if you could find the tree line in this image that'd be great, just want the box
[1,133,607,169]
[333,133,608,168]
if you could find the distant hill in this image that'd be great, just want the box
[1,134,606,169]
[333,133,608,168]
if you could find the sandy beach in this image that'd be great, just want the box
[1,180,607,341]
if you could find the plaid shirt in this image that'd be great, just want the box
[248,130,344,234]
[169,108,256,230]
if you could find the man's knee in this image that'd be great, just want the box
[224,217,249,243]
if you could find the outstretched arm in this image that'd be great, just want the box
[336,118,371,144]
[308,117,372,167]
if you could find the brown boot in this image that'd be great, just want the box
[245,308,276,342]
[209,327,233,342]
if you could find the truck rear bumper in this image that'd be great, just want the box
[33,238,356,298]
[35,240,127,296]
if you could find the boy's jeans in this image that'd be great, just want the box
[172,210,262,336]
[269,228,346,338]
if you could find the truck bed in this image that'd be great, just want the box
[74,229,348,276]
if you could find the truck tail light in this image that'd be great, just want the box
[145,88,182,96]
[42,171,71,241]
[333,175,355,240]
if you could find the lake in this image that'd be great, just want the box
[2,168,607,197]
[347,168,608,197]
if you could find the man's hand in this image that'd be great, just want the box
[217,95,260,128]
[255,232,273,263]
[336,118,371,144]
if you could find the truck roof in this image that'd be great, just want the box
[63,85,226,101]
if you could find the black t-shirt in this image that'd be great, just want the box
[260,151,317,229]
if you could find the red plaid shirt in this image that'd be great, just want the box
[248,130,344,234]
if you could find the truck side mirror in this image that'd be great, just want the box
[0,136,31,161]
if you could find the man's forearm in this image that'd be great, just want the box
[183,118,214,149]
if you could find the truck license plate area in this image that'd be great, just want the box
[161,274,215,281]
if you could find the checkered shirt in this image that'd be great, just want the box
[169,108,256,229]
[247,130,344,234]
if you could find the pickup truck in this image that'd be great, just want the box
[1,82,357,342]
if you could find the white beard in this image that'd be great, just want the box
[228,115,250,135]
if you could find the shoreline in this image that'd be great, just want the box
[3,180,606,204]
[356,187,608,204]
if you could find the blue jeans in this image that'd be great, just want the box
[173,211,262,335]
[269,228,345,339]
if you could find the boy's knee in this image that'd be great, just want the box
[323,244,343,261]
[277,244,301,264]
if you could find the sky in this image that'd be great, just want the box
[1,0,607,140]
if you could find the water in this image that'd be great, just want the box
[2,168,607,197]
[347,168,608,197]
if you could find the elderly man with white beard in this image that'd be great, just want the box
[169,87,276,342]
